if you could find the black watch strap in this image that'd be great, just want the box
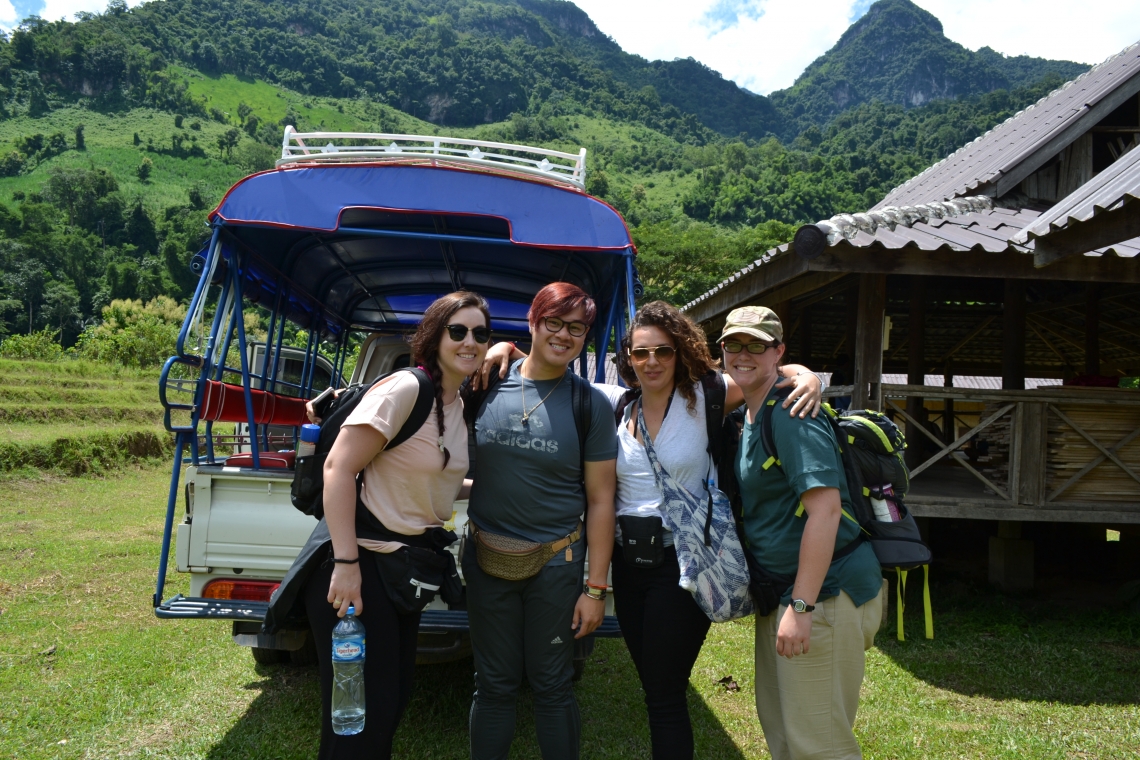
[791,598,815,613]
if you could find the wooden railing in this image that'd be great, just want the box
[825,384,1140,522]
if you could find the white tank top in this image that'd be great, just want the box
[614,380,721,538]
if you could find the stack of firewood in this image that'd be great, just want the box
[1046,403,1140,502]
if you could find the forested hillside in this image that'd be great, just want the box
[0,0,1092,346]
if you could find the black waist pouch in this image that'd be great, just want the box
[619,515,666,569]
[744,552,794,617]
[373,545,460,615]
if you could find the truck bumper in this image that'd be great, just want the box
[156,595,623,637]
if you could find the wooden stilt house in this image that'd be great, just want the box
[682,42,1140,587]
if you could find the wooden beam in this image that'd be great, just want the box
[1034,201,1140,267]
[809,245,1140,284]
[853,274,886,410]
[1003,279,1026,390]
[905,276,927,469]
[684,254,810,325]
[1086,284,1102,375]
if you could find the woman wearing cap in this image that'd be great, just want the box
[720,305,883,760]
[463,281,618,760]
[482,300,823,760]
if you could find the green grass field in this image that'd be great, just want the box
[1,463,1138,759]
[0,359,167,475]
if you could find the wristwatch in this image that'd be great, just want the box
[791,598,815,613]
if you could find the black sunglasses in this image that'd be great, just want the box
[445,324,491,344]
[721,340,775,354]
[542,316,589,337]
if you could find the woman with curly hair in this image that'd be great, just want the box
[482,300,823,760]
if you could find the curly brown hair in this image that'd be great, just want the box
[615,300,718,412]
[408,291,491,468]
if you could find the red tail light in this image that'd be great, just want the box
[203,578,280,603]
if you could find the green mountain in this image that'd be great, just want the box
[0,0,1095,341]
[767,0,1087,137]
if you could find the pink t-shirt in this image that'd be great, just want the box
[342,372,468,553]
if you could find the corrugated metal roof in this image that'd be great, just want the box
[1013,142,1140,243]
[874,41,1140,209]
[680,198,1140,313]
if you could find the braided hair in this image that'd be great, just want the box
[408,291,491,469]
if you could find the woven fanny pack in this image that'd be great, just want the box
[472,522,582,581]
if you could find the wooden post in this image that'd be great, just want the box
[1002,279,1026,391]
[943,363,955,444]
[1086,284,1101,376]
[905,277,926,469]
[799,307,812,367]
[853,274,886,410]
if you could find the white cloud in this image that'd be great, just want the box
[570,0,1140,94]
[910,1,1140,67]
[0,0,19,27]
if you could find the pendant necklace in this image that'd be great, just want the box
[520,360,565,427]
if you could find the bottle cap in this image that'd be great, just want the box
[346,605,355,616]
[300,423,321,443]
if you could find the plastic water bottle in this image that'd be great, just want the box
[870,484,898,522]
[331,605,366,735]
[297,423,320,459]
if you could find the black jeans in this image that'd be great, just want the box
[463,546,584,760]
[611,542,712,760]
[304,555,421,760]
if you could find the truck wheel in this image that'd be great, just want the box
[290,634,319,666]
[251,647,287,665]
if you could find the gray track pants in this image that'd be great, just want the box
[463,547,583,760]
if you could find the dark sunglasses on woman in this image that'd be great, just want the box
[445,324,492,343]
[721,340,775,354]
[629,345,676,362]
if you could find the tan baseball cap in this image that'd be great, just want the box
[718,305,783,344]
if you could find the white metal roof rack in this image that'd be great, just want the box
[278,126,588,190]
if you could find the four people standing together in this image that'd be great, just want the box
[295,283,885,760]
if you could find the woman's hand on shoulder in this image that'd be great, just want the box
[775,365,822,419]
[472,341,526,390]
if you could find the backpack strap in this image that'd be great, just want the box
[701,370,727,466]
[758,384,792,472]
[614,387,640,426]
[384,367,435,450]
[568,371,592,472]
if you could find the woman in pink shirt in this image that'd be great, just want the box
[305,291,491,760]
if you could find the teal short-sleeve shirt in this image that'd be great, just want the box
[735,388,882,607]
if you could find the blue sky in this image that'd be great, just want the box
[570,0,1140,95]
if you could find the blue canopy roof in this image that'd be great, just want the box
[206,163,635,337]
[211,164,632,250]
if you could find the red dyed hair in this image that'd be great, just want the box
[527,282,597,328]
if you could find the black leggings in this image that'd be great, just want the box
[304,555,421,760]
[611,542,712,760]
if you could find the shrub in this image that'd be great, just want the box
[74,296,186,368]
[0,328,65,360]
[136,156,153,182]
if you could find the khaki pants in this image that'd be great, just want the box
[754,590,883,760]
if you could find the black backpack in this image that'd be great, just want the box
[759,387,933,641]
[290,367,435,520]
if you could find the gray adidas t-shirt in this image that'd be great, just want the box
[469,360,618,544]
